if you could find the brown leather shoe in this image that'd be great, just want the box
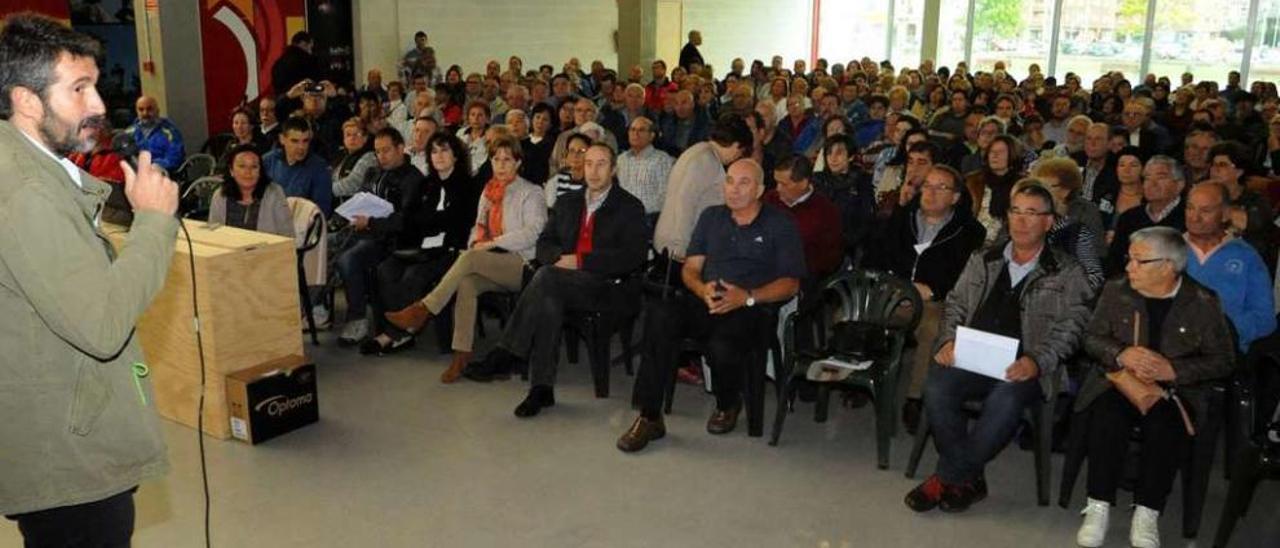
[617,416,666,453]
[440,351,471,384]
[385,301,432,333]
[706,405,741,435]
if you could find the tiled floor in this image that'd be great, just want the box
[4,329,1276,547]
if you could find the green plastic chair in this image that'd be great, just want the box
[770,269,923,469]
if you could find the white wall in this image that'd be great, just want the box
[681,0,813,76]
[354,0,618,80]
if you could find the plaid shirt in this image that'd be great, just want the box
[617,145,674,214]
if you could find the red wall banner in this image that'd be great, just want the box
[2,1,70,20]
[199,0,305,133]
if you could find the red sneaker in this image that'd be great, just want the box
[905,474,946,512]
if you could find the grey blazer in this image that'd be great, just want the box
[468,176,547,261]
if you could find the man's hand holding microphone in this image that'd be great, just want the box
[120,150,178,216]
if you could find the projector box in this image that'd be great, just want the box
[226,355,318,444]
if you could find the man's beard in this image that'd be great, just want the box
[38,105,103,157]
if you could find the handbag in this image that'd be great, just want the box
[1106,369,1165,415]
[1111,309,1166,415]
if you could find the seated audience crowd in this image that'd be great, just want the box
[179,35,1280,547]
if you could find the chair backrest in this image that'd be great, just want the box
[179,153,218,183]
[178,176,223,220]
[286,197,325,250]
[817,269,924,334]
[287,197,328,286]
[182,175,222,203]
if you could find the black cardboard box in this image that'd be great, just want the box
[226,355,318,444]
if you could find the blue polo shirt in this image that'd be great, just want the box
[687,204,806,290]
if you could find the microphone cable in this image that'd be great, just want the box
[177,215,212,548]
[120,144,213,546]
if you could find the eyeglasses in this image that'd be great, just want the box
[1127,257,1168,266]
[567,148,588,155]
[920,184,953,193]
[1007,207,1052,218]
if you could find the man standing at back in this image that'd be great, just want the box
[271,31,323,96]
[679,30,705,72]
[653,115,754,263]
[0,14,179,546]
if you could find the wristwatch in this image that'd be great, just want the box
[746,290,756,307]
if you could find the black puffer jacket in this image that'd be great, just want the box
[865,204,986,302]
[361,161,434,250]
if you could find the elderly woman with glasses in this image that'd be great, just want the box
[1073,226,1234,548]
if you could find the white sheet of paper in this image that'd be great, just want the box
[953,326,1019,381]
[334,192,394,221]
[420,233,445,249]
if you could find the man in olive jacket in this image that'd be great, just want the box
[0,15,178,546]
[904,184,1094,514]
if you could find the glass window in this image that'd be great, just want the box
[818,0,890,68]
[1249,1,1280,89]
[937,0,971,70]
[1150,0,1248,85]
[968,0,1053,77]
[892,0,926,69]
[1055,0,1146,84]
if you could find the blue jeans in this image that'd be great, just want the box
[335,238,388,322]
[924,365,1043,484]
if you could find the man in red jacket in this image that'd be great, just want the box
[763,154,843,284]
[644,60,678,113]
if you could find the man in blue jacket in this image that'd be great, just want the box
[127,95,185,172]
[1184,183,1276,352]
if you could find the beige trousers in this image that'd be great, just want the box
[422,249,525,351]
[906,300,945,399]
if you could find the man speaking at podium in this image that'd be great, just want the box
[0,14,179,547]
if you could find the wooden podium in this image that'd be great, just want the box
[104,220,304,439]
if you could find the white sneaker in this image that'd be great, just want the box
[1130,505,1161,548]
[1076,498,1110,547]
[309,305,331,330]
[339,318,368,344]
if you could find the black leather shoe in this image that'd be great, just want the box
[617,416,666,453]
[706,405,741,435]
[514,386,555,418]
[463,349,516,382]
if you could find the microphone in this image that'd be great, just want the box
[110,131,140,170]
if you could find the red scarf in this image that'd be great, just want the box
[474,174,515,244]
